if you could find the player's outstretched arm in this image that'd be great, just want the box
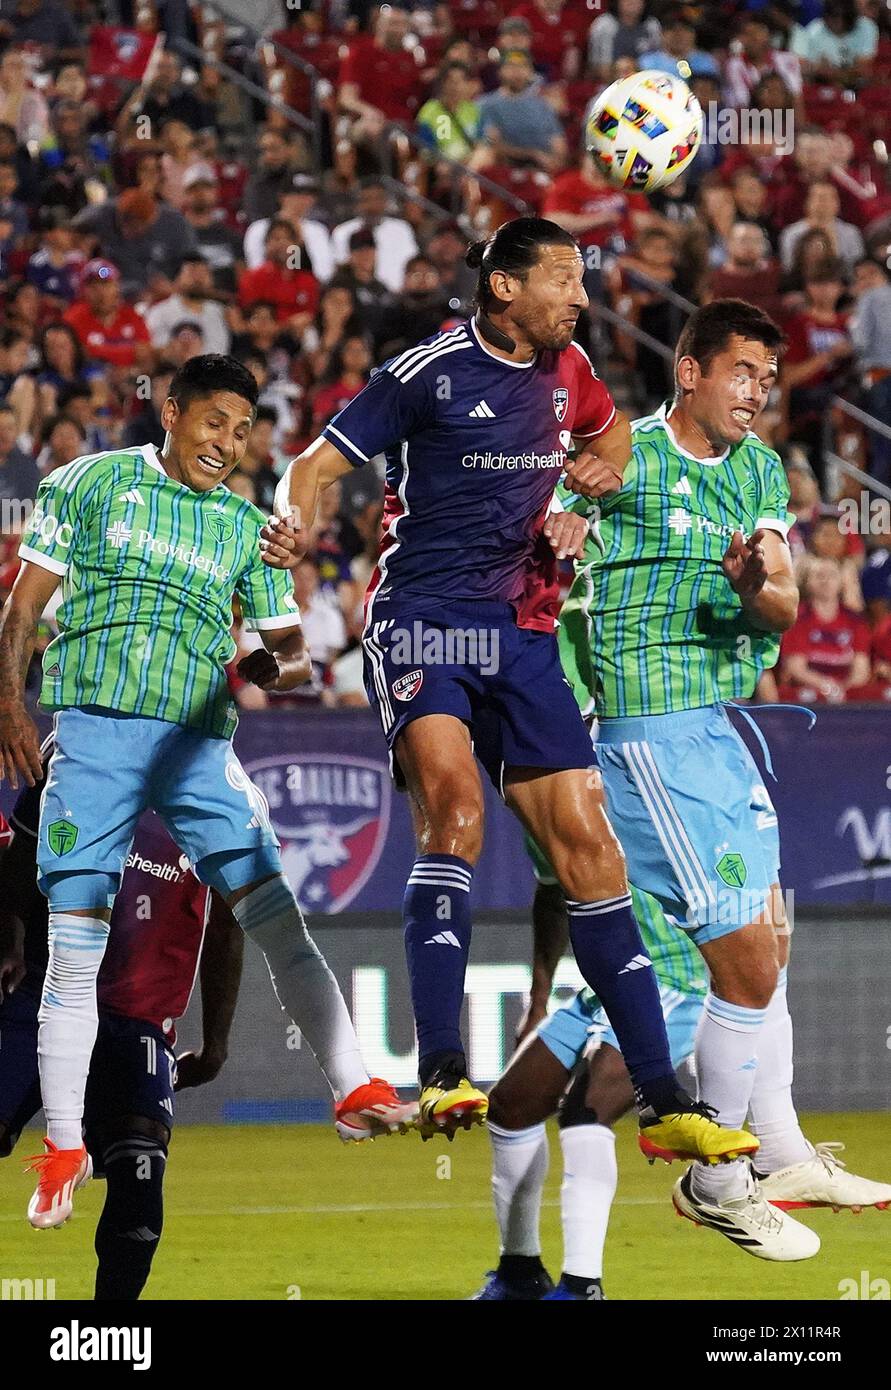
[175,892,244,1091]
[564,409,632,498]
[236,623,312,693]
[262,437,355,571]
[722,528,799,633]
[0,562,59,789]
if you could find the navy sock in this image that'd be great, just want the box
[94,1137,166,1301]
[403,853,473,1079]
[566,894,675,1107]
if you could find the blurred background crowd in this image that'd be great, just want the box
[0,0,890,710]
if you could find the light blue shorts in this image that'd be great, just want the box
[37,707,279,904]
[595,704,780,947]
[538,984,703,1072]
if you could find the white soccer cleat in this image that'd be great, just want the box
[759,1142,891,1213]
[333,1078,419,1142]
[672,1165,821,1261]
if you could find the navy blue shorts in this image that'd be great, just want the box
[0,988,175,1161]
[362,601,595,791]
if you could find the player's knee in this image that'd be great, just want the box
[558,1068,602,1130]
[420,788,484,861]
[712,956,778,1010]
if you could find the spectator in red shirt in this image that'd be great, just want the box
[704,222,784,321]
[542,154,652,257]
[509,0,591,80]
[339,6,424,140]
[237,218,319,333]
[872,613,891,695]
[768,127,868,236]
[779,556,872,703]
[783,257,853,459]
[63,259,151,371]
[311,334,373,433]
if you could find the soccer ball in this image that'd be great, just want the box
[585,69,703,193]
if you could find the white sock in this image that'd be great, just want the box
[38,913,110,1149]
[489,1121,548,1256]
[558,1124,617,1280]
[233,876,368,1101]
[692,991,767,1202]
[748,967,812,1173]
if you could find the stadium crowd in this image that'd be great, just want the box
[0,0,890,708]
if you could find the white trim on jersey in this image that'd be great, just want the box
[242,610,304,632]
[388,324,469,381]
[468,315,537,368]
[326,422,369,463]
[754,516,790,540]
[397,336,474,384]
[17,543,67,576]
[572,402,617,439]
[363,619,395,732]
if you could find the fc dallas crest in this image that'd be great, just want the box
[553,387,569,422]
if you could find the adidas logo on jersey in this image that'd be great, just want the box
[618,953,652,974]
[671,478,692,496]
[468,400,495,418]
[424,930,461,947]
[121,488,145,506]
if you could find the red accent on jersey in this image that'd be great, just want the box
[97,813,209,1043]
[0,812,11,850]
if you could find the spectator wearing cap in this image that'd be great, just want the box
[588,0,662,82]
[373,255,450,358]
[72,187,199,296]
[328,227,393,338]
[146,255,230,357]
[509,0,594,81]
[780,181,865,277]
[237,218,319,332]
[63,260,151,370]
[704,222,784,322]
[331,180,419,295]
[639,6,720,80]
[181,164,243,295]
[791,0,878,86]
[850,258,891,484]
[339,6,424,140]
[0,48,49,146]
[417,63,480,163]
[117,48,215,138]
[0,401,39,510]
[243,128,306,225]
[472,48,567,177]
[779,556,872,703]
[26,209,81,311]
[243,173,334,284]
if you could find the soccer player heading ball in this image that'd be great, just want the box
[0,354,416,1228]
[270,216,755,1160]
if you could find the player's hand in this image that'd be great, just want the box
[722,529,768,598]
[543,510,588,560]
[0,705,44,790]
[259,509,307,571]
[563,449,623,498]
[0,925,25,1002]
[173,1048,225,1091]
[236,648,285,692]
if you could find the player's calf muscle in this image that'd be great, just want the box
[701,918,780,1009]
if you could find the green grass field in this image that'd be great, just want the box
[2,1114,889,1301]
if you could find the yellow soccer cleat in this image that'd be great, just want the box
[417,1071,488,1141]
[638,1099,760,1166]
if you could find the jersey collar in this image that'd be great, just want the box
[140,443,228,498]
[660,402,729,467]
[469,315,537,368]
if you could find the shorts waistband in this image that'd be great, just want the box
[595,704,726,745]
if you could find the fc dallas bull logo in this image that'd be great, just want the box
[553,387,569,422]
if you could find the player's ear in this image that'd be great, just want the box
[675,354,698,393]
[486,268,515,305]
[159,396,179,432]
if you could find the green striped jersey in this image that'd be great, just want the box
[558,405,793,717]
[20,445,301,739]
[525,832,706,998]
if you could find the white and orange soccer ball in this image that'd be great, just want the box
[585,69,703,194]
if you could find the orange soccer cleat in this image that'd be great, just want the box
[25,1138,93,1229]
[334,1078,419,1141]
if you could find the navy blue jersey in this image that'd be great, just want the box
[321,319,616,622]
